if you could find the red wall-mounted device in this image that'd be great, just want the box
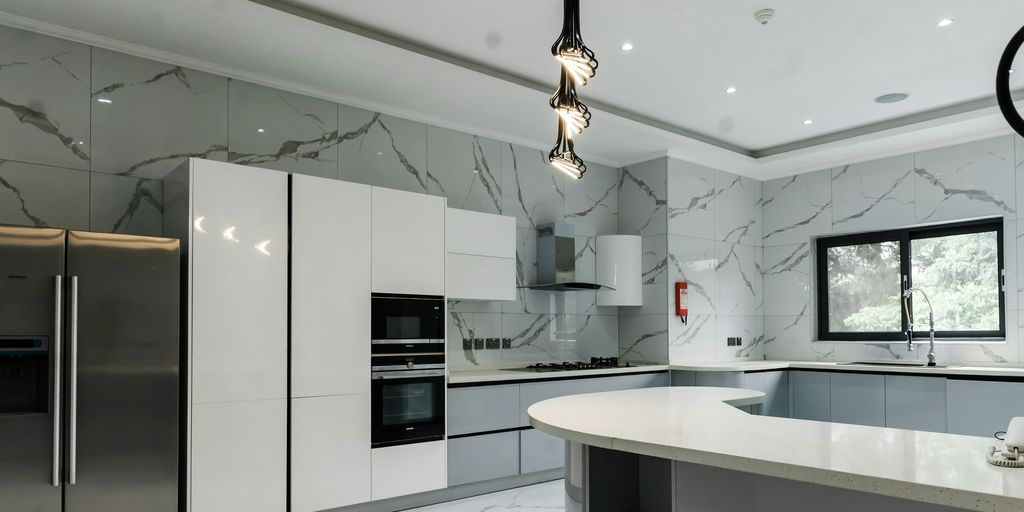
[675,281,688,324]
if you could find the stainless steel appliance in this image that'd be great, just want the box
[371,353,445,448]
[371,293,444,354]
[524,223,612,291]
[0,226,180,512]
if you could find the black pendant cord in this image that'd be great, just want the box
[996,23,1024,138]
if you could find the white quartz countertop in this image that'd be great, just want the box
[671,360,1024,378]
[448,364,669,385]
[528,387,1024,512]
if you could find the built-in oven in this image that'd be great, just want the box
[371,293,444,354]
[370,353,445,448]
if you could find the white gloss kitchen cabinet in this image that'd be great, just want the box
[290,175,372,511]
[164,159,288,512]
[372,187,446,295]
[445,207,516,301]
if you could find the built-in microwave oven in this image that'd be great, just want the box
[371,293,444,354]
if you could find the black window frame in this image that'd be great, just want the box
[816,218,1005,342]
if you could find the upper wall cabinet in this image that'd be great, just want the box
[372,187,446,296]
[291,175,371,397]
[445,208,516,301]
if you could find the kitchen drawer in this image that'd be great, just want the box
[448,384,520,436]
[520,428,564,473]
[371,440,446,500]
[448,432,520,486]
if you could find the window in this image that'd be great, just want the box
[816,219,1004,341]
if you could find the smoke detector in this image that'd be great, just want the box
[755,9,775,25]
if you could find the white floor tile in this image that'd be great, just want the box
[406,480,564,511]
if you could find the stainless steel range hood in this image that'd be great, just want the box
[522,223,613,291]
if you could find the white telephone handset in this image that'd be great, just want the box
[987,417,1024,468]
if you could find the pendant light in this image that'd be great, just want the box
[548,0,597,180]
[996,22,1024,137]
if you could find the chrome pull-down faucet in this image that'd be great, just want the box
[902,286,937,366]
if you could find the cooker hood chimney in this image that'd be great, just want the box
[523,223,612,291]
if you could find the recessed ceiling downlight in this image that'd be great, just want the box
[875,93,909,104]
[937,18,954,28]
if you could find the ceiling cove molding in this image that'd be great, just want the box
[0,10,622,169]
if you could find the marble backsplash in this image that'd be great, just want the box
[762,135,1024,365]
[0,24,621,369]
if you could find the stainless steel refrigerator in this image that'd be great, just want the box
[0,226,180,512]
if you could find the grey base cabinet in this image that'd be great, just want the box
[520,429,565,473]
[947,379,1024,437]
[791,371,830,422]
[829,373,885,427]
[884,375,946,433]
[447,432,520,486]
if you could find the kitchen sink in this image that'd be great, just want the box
[837,361,963,369]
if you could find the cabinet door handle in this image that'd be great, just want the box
[69,275,78,485]
[52,275,62,487]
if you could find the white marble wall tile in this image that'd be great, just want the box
[559,314,619,360]
[0,26,90,171]
[618,314,668,362]
[667,235,717,316]
[228,80,338,178]
[425,126,501,214]
[831,155,915,233]
[500,143,565,229]
[938,320,1020,366]
[621,235,667,316]
[762,243,811,317]
[1005,219,1018,314]
[832,341,924,363]
[762,169,831,246]
[715,241,762,315]
[0,160,88,229]
[715,171,762,245]
[716,315,763,360]
[500,313,573,363]
[667,159,716,240]
[446,311,500,368]
[565,161,618,236]
[89,172,163,236]
[914,136,1015,223]
[338,104,430,189]
[618,158,667,236]
[762,315,835,361]
[91,49,227,178]
[504,228,557,315]
[1016,135,1024,220]
[668,313,716,363]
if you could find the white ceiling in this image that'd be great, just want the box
[1,0,1023,179]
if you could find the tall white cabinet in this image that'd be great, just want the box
[165,159,288,512]
[371,187,446,295]
[290,175,372,511]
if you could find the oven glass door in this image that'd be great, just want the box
[371,294,444,343]
[371,372,445,447]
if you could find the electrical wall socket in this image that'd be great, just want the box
[473,338,484,350]
[502,338,512,349]
[462,339,472,350]
[485,338,499,350]
[726,337,743,347]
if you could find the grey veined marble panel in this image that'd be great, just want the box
[762,170,830,246]
[618,158,666,236]
[0,159,89,230]
[501,143,565,229]
[89,172,163,237]
[425,126,501,214]
[0,26,90,170]
[565,161,618,236]
[91,49,227,178]
[914,136,1015,223]
[831,155,915,232]
[338,104,428,191]
[619,314,668,362]
[668,159,716,240]
[1014,135,1024,220]
[714,171,762,245]
[229,80,338,178]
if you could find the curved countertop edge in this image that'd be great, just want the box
[448,364,670,385]
[671,360,1024,378]
[528,387,1024,512]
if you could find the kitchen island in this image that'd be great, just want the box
[528,387,1024,512]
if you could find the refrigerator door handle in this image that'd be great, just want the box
[52,275,62,487]
[69,275,78,486]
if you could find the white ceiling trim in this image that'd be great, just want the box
[0,11,624,169]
